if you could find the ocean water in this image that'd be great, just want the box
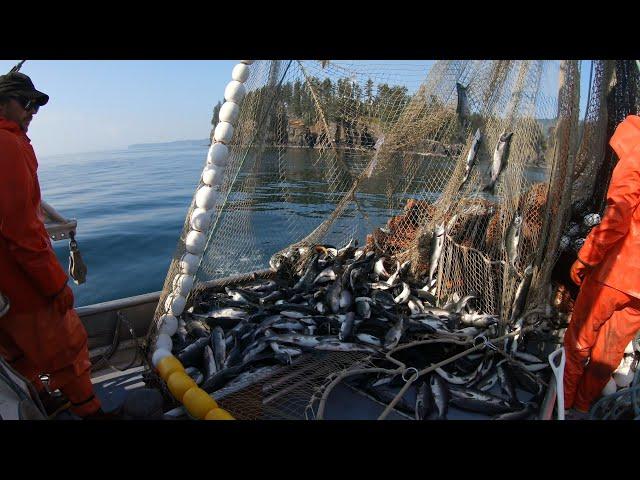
[39,143,399,307]
[40,143,209,307]
[39,143,547,307]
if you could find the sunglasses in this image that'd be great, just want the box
[11,96,39,113]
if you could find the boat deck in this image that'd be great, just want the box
[81,344,541,420]
[70,291,557,421]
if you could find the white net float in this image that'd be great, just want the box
[207,142,229,167]
[173,274,195,297]
[202,164,225,187]
[583,213,601,227]
[158,314,178,336]
[195,185,218,210]
[179,252,200,275]
[185,230,206,255]
[624,341,634,355]
[155,333,173,352]
[214,121,234,144]
[151,348,172,368]
[614,354,632,375]
[614,368,634,388]
[572,238,585,253]
[219,101,240,125]
[190,207,214,231]
[240,60,254,65]
[601,376,617,396]
[559,235,571,251]
[224,81,246,104]
[170,294,187,316]
[232,63,250,83]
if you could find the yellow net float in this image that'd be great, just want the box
[156,355,185,381]
[205,408,235,420]
[166,371,197,402]
[182,386,219,419]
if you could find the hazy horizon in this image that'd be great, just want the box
[40,137,212,160]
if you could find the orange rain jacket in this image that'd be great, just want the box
[578,114,640,299]
[0,117,68,314]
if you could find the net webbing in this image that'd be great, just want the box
[146,60,638,419]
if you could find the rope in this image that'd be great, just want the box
[589,369,640,420]
[314,319,542,420]
[632,365,640,417]
[590,384,640,420]
[316,307,545,420]
[377,325,539,420]
[90,311,143,373]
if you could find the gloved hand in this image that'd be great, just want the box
[52,285,74,315]
[570,258,591,286]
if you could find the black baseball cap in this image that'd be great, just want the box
[0,72,49,106]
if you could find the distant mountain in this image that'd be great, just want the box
[128,139,209,149]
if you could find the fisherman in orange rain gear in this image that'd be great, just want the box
[564,114,640,419]
[0,69,112,419]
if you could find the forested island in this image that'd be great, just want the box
[209,77,555,166]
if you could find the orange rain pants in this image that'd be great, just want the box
[563,276,640,411]
[0,303,101,417]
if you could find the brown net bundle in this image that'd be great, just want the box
[144,60,637,420]
[526,60,581,311]
[410,60,558,325]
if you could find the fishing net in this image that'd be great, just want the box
[146,60,639,420]
[211,351,374,420]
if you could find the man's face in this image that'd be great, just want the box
[0,97,38,132]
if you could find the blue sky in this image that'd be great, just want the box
[0,60,592,158]
[0,60,238,157]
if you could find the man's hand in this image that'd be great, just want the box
[570,259,592,286]
[52,285,74,315]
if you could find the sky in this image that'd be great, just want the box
[0,60,238,157]
[0,60,592,158]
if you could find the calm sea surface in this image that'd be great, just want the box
[39,143,547,307]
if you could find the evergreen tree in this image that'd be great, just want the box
[292,81,302,118]
[281,83,293,108]
[365,78,374,105]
